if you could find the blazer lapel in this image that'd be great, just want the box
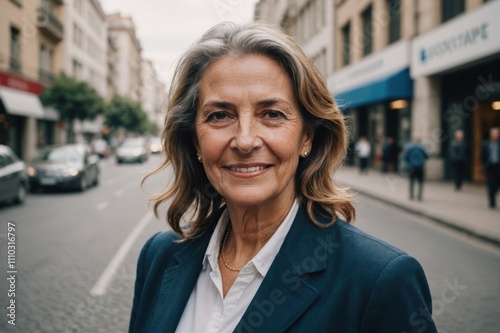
[234,206,334,333]
[150,225,215,333]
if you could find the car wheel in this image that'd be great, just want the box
[117,159,122,164]
[78,175,87,192]
[15,183,27,204]
[93,174,99,186]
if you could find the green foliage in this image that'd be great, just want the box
[141,121,160,135]
[41,73,106,121]
[105,95,150,134]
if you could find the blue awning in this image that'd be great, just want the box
[333,68,412,109]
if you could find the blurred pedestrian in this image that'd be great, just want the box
[449,130,466,191]
[355,136,371,174]
[403,136,428,201]
[481,127,500,209]
[382,137,398,173]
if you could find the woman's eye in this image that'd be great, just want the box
[265,110,285,119]
[207,112,229,121]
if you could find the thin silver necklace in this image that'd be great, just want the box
[220,224,243,272]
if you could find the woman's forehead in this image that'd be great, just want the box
[199,54,294,100]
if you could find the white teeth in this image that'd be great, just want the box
[230,166,266,173]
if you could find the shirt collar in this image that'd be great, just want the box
[201,200,299,277]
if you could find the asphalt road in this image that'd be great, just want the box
[0,155,498,332]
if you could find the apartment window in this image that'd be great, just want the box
[9,0,22,7]
[442,0,464,22]
[72,59,82,79]
[322,0,327,27]
[39,44,48,71]
[10,26,21,71]
[315,0,322,32]
[362,6,373,56]
[39,44,53,81]
[388,0,401,44]
[73,24,84,48]
[342,23,351,66]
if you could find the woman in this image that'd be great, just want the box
[130,22,437,333]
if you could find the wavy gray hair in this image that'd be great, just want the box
[145,22,355,240]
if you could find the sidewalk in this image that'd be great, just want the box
[335,166,500,246]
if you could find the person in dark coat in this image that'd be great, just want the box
[482,127,500,209]
[382,137,399,173]
[449,130,467,191]
[403,136,429,201]
[129,22,437,333]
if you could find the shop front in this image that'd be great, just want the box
[411,0,500,182]
[0,71,45,161]
[328,40,412,167]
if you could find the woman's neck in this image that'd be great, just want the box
[224,194,296,257]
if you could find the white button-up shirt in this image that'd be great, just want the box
[175,200,299,333]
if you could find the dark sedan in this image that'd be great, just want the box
[28,144,100,192]
[0,145,28,205]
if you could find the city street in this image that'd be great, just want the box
[1,155,499,332]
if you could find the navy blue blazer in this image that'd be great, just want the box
[129,206,437,333]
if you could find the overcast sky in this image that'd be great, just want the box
[100,0,259,86]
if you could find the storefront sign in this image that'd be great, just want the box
[327,40,410,94]
[411,0,500,78]
[0,71,43,95]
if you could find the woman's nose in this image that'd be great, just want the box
[231,116,262,154]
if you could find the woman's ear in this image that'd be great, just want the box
[303,128,315,154]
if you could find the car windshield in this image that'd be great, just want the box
[122,139,144,148]
[34,146,84,164]
[93,141,107,149]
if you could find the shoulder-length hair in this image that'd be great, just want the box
[145,22,355,240]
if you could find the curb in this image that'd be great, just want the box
[344,184,500,248]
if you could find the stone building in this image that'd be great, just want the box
[0,0,65,161]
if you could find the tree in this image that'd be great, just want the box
[41,73,106,143]
[105,95,149,134]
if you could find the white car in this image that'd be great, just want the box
[116,138,149,163]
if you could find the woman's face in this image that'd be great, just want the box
[195,54,313,208]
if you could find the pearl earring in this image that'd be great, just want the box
[303,151,309,157]
[196,153,202,162]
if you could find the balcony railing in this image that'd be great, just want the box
[39,68,54,83]
[9,57,22,72]
[37,8,64,42]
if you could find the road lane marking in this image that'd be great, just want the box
[95,202,109,211]
[90,211,153,296]
[114,189,124,197]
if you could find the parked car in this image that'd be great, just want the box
[149,137,163,154]
[91,139,110,158]
[28,144,100,192]
[0,145,28,205]
[116,137,149,163]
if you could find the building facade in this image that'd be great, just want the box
[328,0,414,169]
[256,0,498,181]
[410,0,500,182]
[255,0,335,77]
[0,0,65,161]
[65,0,107,142]
[106,13,142,103]
[141,60,166,130]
